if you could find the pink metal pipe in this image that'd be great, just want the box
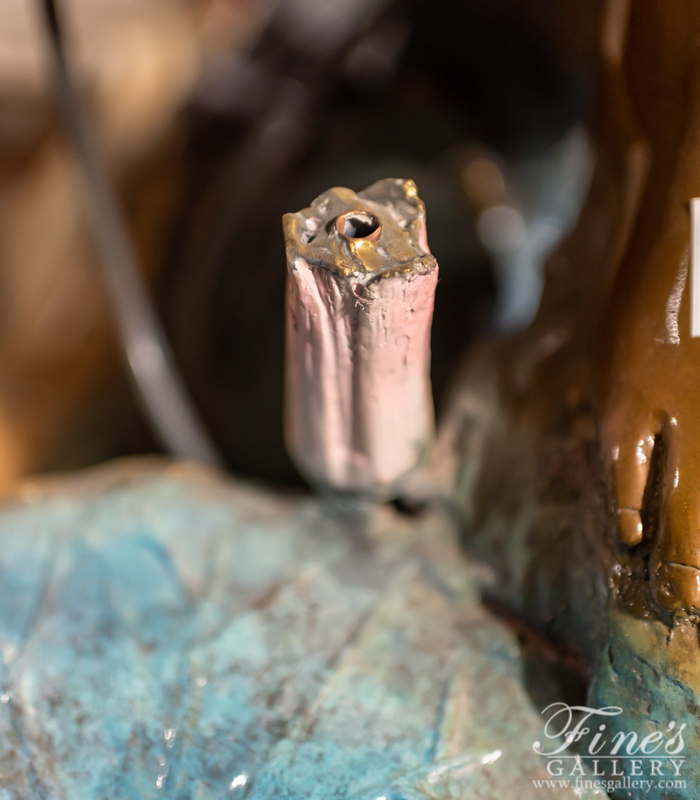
[283,178,438,495]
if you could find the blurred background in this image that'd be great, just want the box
[0,0,604,490]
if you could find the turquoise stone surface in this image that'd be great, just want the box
[0,461,602,798]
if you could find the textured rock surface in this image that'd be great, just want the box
[589,600,700,800]
[438,347,700,800]
[0,459,601,798]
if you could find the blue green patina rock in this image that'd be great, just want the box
[0,460,603,799]
[589,601,700,800]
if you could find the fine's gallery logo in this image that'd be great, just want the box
[532,703,687,794]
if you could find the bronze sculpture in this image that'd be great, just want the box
[436,1,700,795]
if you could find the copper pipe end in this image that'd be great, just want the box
[283,178,438,496]
[335,210,382,242]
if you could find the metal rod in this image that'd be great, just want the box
[40,0,223,467]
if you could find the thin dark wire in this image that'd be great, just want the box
[40,0,224,467]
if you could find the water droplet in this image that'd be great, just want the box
[230,773,248,790]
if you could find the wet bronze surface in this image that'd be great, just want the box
[441,0,700,642]
[435,10,700,795]
[600,0,700,612]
